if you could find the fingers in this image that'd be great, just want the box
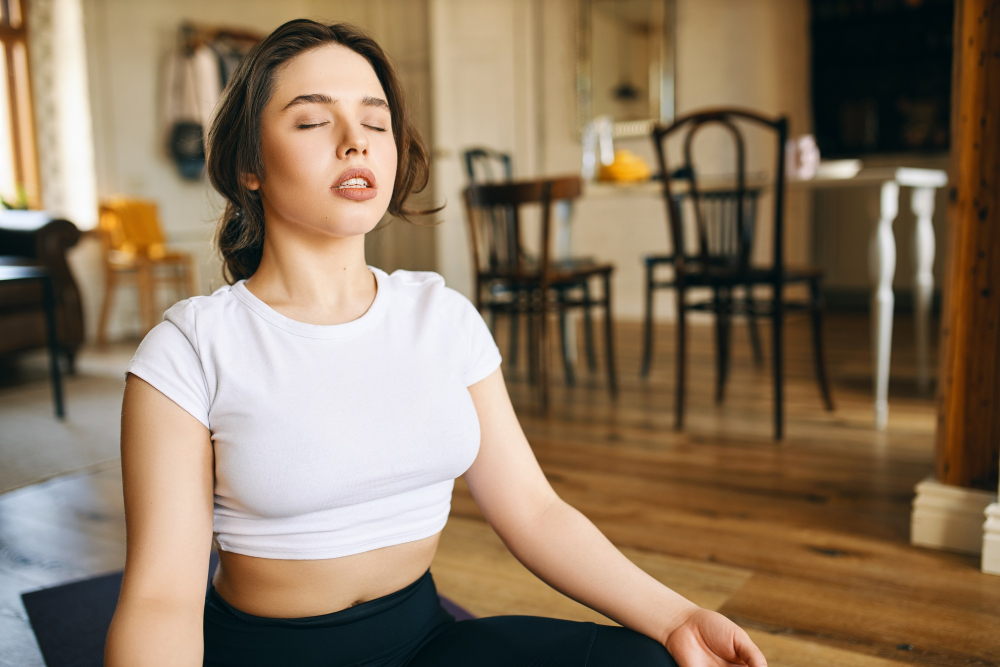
[732,628,767,667]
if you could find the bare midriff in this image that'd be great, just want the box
[210,532,442,618]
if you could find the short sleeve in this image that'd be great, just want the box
[446,288,503,386]
[124,302,211,429]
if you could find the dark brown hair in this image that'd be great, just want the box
[206,19,436,283]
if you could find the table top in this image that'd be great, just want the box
[0,263,49,282]
[584,164,948,198]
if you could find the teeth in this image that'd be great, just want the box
[337,177,370,188]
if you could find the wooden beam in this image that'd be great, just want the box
[935,0,1000,491]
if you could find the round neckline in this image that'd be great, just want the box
[231,266,390,339]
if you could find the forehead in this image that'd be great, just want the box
[270,43,386,106]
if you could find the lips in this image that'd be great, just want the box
[334,168,376,188]
[331,167,378,202]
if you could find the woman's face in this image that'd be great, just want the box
[249,43,397,238]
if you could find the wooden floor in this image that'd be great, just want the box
[1,313,998,666]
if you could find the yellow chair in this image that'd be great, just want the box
[97,197,195,342]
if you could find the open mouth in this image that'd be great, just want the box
[335,177,371,189]
[332,168,378,201]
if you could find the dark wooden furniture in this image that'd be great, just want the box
[0,212,83,372]
[463,147,513,184]
[641,186,767,378]
[463,176,616,412]
[649,108,834,440]
[0,263,64,417]
[462,148,599,383]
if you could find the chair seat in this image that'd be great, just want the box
[482,260,613,287]
[107,249,192,271]
[654,263,822,287]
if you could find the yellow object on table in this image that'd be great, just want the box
[598,149,651,183]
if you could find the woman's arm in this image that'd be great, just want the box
[104,375,215,667]
[463,367,766,667]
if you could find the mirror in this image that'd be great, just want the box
[577,0,676,138]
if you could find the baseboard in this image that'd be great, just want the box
[983,503,1000,575]
[824,288,943,314]
[910,477,996,555]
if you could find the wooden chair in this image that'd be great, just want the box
[649,108,834,440]
[462,148,600,383]
[640,179,766,376]
[96,198,195,343]
[463,176,616,412]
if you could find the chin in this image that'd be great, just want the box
[319,211,385,238]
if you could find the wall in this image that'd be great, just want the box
[74,0,434,341]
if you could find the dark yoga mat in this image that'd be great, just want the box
[21,551,474,667]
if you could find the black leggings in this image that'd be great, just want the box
[203,569,678,667]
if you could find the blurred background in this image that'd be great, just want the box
[2,1,999,666]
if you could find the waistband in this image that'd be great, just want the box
[205,568,437,629]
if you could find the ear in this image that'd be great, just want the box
[241,172,261,191]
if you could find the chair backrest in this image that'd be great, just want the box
[651,108,788,278]
[98,198,167,258]
[673,188,763,265]
[463,176,582,294]
[463,147,513,184]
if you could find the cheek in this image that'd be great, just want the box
[381,140,399,195]
[264,135,326,187]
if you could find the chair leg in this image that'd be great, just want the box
[137,260,156,337]
[527,301,537,385]
[640,263,655,378]
[509,309,519,370]
[558,289,575,386]
[745,283,764,366]
[713,287,725,404]
[538,290,550,414]
[809,277,835,411]
[675,284,687,431]
[603,272,617,397]
[582,281,597,373]
[714,287,733,405]
[772,279,785,441]
[41,276,64,419]
[97,269,117,346]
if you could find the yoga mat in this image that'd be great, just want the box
[21,552,474,667]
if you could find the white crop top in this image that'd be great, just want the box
[124,267,502,560]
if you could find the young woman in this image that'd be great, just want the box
[105,19,767,667]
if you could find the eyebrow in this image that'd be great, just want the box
[281,93,390,112]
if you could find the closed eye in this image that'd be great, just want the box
[297,121,328,129]
[364,124,387,132]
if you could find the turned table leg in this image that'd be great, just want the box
[869,181,899,430]
[911,186,936,393]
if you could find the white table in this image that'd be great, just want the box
[581,165,948,429]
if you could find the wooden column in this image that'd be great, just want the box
[935,0,1000,492]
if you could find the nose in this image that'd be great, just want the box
[336,120,369,159]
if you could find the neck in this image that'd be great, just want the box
[244,216,377,325]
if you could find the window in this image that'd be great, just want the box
[0,0,39,208]
[811,0,953,157]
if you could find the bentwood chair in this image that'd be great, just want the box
[641,178,767,376]
[97,197,196,342]
[649,108,834,440]
[462,148,600,382]
[463,176,616,412]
